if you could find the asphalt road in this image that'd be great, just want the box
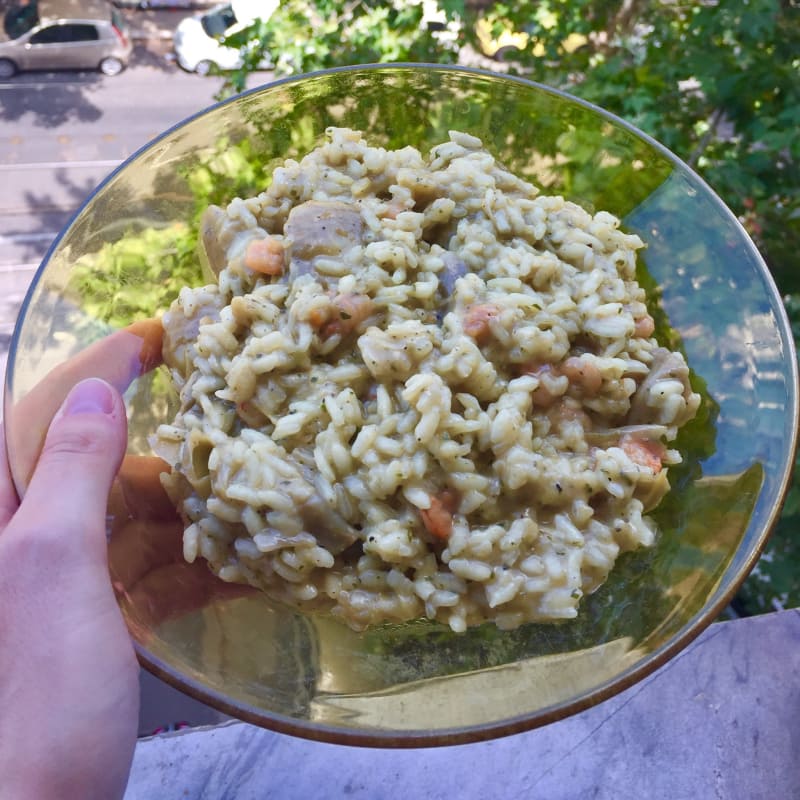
[0,40,273,373]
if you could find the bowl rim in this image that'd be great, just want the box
[6,62,798,747]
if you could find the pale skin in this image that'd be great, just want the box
[0,317,249,800]
[0,378,139,800]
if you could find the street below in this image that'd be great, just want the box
[0,34,273,378]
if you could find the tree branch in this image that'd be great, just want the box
[606,0,645,41]
[687,107,725,168]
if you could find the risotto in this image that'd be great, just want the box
[152,127,700,633]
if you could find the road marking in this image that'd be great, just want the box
[0,159,122,171]
[2,204,78,216]
[0,232,57,245]
[0,262,40,273]
[0,81,94,90]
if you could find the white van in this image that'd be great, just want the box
[173,0,277,75]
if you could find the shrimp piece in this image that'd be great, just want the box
[620,433,665,473]
[312,293,374,339]
[530,364,563,407]
[523,355,600,405]
[420,489,461,541]
[307,306,330,330]
[561,355,603,394]
[244,236,285,276]
[463,303,501,345]
[381,199,409,220]
[634,314,655,338]
[520,362,567,407]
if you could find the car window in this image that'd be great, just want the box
[63,24,100,43]
[201,6,237,38]
[29,23,100,45]
[3,3,40,39]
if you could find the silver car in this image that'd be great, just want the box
[0,0,133,78]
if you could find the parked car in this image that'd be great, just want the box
[112,1,218,8]
[0,0,132,78]
[173,0,276,75]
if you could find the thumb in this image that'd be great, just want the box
[12,378,128,560]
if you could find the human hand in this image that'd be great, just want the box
[108,454,254,640]
[3,316,241,636]
[0,378,139,800]
[5,318,163,492]
[1,318,251,800]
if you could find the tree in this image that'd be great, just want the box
[486,0,800,615]
[219,0,800,614]
[220,0,461,92]
[225,1,798,280]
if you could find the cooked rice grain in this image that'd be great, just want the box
[153,127,700,632]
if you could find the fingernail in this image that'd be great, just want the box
[63,378,116,416]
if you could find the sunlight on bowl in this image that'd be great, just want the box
[4,65,797,746]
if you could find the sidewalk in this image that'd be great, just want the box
[119,5,211,43]
[125,610,800,799]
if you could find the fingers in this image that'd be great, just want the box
[0,424,19,529]
[6,318,163,493]
[116,455,176,521]
[121,560,256,635]
[10,379,128,563]
[108,518,185,594]
[124,318,164,376]
[107,455,184,592]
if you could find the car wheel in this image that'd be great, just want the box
[0,58,17,79]
[194,60,214,77]
[99,57,125,77]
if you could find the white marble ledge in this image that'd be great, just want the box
[125,609,800,800]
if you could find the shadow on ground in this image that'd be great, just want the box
[0,17,178,128]
[0,71,105,126]
[13,168,124,268]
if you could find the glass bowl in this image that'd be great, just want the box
[4,64,797,746]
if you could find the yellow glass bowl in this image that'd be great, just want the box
[5,65,797,746]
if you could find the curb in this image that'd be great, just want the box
[130,31,174,41]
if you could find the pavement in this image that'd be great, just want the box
[119,4,213,40]
[125,609,800,799]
